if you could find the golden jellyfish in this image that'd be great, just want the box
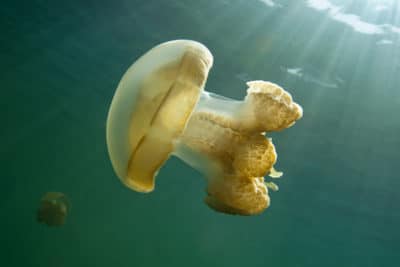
[106,40,303,215]
[37,192,70,226]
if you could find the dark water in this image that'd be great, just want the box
[1,0,400,266]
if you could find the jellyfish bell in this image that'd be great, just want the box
[37,192,70,226]
[106,40,213,193]
[106,40,303,215]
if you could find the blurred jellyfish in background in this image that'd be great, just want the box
[37,192,70,226]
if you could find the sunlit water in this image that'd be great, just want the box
[1,0,399,266]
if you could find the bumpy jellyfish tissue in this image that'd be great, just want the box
[106,40,303,216]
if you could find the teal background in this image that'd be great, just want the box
[1,0,399,266]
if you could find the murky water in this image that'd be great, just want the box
[1,0,399,266]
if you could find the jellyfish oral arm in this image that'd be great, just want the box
[186,81,303,133]
[170,81,302,215]
[173,81,303,175]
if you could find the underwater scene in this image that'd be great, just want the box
[1,0,399,266]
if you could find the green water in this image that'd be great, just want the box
[1,0,399,266]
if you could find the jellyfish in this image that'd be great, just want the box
[37,192,70,226]
[106,40,303,215]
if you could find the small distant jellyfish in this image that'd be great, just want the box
[106,40,303,216]
[37,192,70,226]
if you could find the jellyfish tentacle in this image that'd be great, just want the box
[265,181,279,192]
